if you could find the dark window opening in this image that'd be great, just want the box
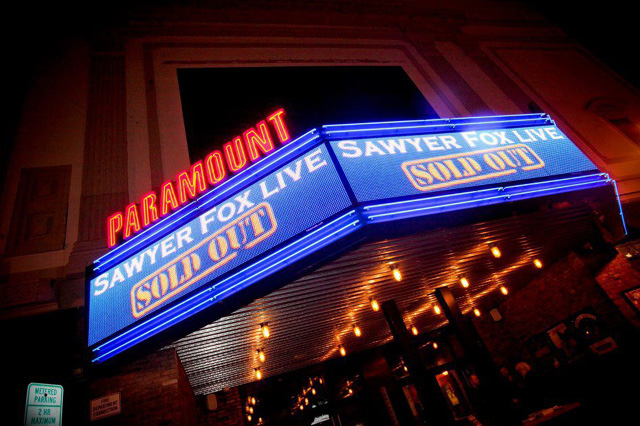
[178,66,437,162]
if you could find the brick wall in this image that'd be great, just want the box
[88,349,196,425]
[472,252,635,367]
[197,387,245,426]
[594,253,640,328]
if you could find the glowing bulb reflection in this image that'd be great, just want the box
[460,276,470,288]
[370,298,380,312]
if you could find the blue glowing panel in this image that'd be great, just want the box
[88,146,351,346]
[329,125,598,202]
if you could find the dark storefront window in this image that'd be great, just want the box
[178,66,437,161]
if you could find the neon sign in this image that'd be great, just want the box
[88,113,624,363]
[106,109,290,248]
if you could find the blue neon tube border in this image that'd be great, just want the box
[89,113,626,361]
[97,113,554,269]
[92,211,363,362]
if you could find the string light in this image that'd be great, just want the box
[390,264,402,282]
[311,388,316,395]
[255,368,262,380]
[460,276,470,288]
[248,415,252,422]
[410,325,418,336]
[249,407,254,414]
[433,342,439,349]
[490,245,502,258]
[434,305,442,315]
[260,323,270,339]
[339,345,346,356]
[500,286,508,296]
[353,325,362,337]
[533,258,543,269]
[305,398,309,406]
[257,349,265,363]
[299,405,304,411]
[251,397,256,405]
[473,308,481,317]
[370,298,380,312]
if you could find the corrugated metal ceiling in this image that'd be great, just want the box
[170,204,597,395]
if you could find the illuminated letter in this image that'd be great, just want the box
[135,284,152,311]
[141,192,159,227]
[107,212,124,248]
[177,161,207,204]
[243,121,274,161]
[224,136,247,172]
[267,108,290,143]
[160,181,180,216]
[204,150,226,185]
[124,203,142,239]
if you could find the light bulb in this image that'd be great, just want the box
[370,298,380,312]
[491,245,502,258]
[500,286,508,295]
[261,324,270,339]
[339,345,346,356]
[248,415,252,421]
[460,276,469,288]
[299,405,304,411]
[249,407,254,414]
[534,258,543,269]
[443,371,449,376]
[434,305,441,315]
[391,265,402,282]
[257,349,265,363]
[474,308,481,317]
[433,342,439,349]
[305,398,309,405]
[348,388,353,395]
[411,325,418,336]
[251,397,256,405]
[311,388,316,395]
[353,325,362,337]
[255,368,262,380]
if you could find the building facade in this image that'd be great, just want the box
[3,1,640,425]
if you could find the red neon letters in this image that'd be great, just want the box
[106,108,291,248]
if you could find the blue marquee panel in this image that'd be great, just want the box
[88,146,352,346]
[329,125,598,202]
[88,114,622,363]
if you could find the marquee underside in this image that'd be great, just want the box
[169,202,601,394]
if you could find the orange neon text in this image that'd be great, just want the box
[106,109,290,248]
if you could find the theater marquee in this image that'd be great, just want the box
[88,112,622,363]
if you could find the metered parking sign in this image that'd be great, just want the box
[24,383,63,425]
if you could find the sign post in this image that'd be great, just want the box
[24,383,63,426]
